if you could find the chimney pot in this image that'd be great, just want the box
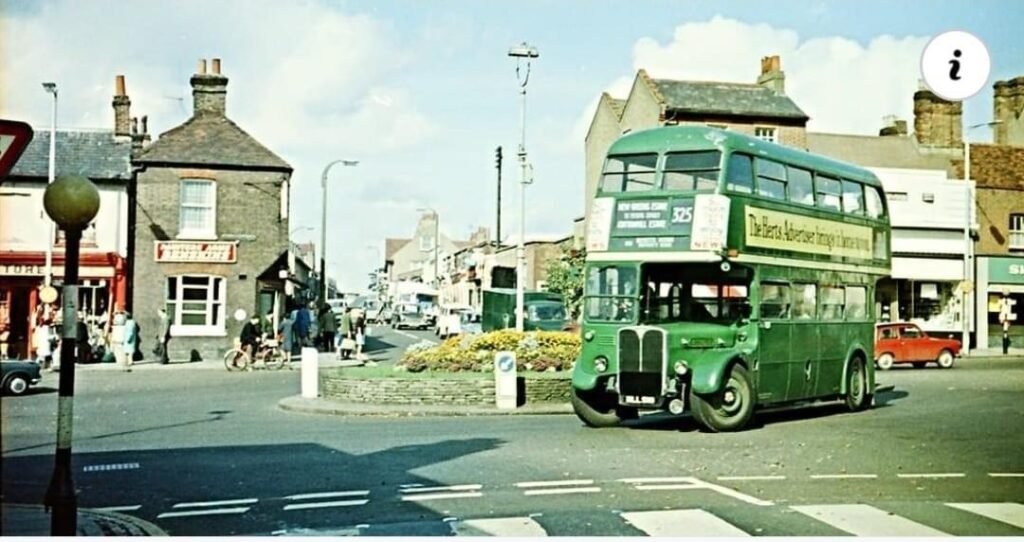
[197,59,207,75]
[211,58,221,74]
[131,117,138,134]
[142,115,148,134]
[115,75,126,96]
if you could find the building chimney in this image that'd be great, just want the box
[993,76,1024,146]
[879,115,909,137]
[191,57,228,117]
[112,75,131,137]
[913,89,962,148]
[142,115,151,145]
[756,55,785,95]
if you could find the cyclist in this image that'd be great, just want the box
[239,315,262,368]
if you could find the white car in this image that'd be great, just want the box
[435,305,476,339]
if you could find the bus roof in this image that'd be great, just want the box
[607,126,882,188]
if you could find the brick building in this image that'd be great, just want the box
[583,56,809,226]
[130,59,293,361]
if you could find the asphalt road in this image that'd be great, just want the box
[2,327,1022,536]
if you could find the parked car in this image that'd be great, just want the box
[391,303,429,330]
[435,305,475,339]
[874,322,961,370]
[2,359,42,396]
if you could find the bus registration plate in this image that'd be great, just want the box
[624,395,656,405]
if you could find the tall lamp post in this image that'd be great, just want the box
[319,159,359,305]
[42,175,100,536]
[42,82,58,288]
[508,42,538,332]
[962,120,1001,355]
[416,208,440,289]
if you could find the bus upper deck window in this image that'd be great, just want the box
[865,185,886,219]
[662,151,721,191]
[725,154,753,194]
[601,154,657,193]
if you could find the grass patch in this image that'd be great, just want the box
[329,365,571,380]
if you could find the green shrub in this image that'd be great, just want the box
[400,330,580,373]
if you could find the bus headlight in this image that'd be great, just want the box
[584,331,595,342]
[673,360,689,376]
[594,356,609,373]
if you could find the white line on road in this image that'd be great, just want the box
[947,502,1024,529]
[515,479,594,488]
[633,484,703,491]
[622,509,750,537]
[897,473,966,479]
[717,475,787,481]
[172,498,258,508]
[625,477,773,506]
[284,490,370,500]
[989,473,1024,478]
[792,504,949,536]
[83,462,140,472]
[619,476,694,484]
[450,517,548,537]
[157,507,251,519]
[399,484,482,494]
[94,505,142,512]
[283,499,369,511]
[523,487,602,496]
[400,492,483,502]
[809,474,878,479]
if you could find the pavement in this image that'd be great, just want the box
[66,349,359,371]
[1,503,167,536]
[279,394,574,417]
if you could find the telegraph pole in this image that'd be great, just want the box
[495,146,502,247]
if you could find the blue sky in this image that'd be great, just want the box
[2,0,1021,291]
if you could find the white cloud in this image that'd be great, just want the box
[578,15,928,136]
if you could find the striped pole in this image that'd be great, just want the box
[44,228,81,535]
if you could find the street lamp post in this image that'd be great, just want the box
[962,120,1002,355]
[42,175,100,536]
[320,159,359,305]
[42,82,57,288]
[508,42,538,332]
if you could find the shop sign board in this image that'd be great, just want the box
[155,241,237,263]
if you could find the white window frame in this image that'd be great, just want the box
[1010,212,1024,250]
[166,274,226,336]
[178,179,217,240]
[754,126,777,143]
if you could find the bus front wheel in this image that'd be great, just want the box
[689,364,754,432]
[571,388,636,428]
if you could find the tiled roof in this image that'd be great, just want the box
[605,93,626,121]
[7,129,132,182]
[135,115,291,171]
[649,77,808,121]
[385,238,411,261]
[807,132,956,173]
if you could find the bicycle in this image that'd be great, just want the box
[223,338,287,372]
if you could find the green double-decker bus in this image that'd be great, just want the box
[573,125,891,432]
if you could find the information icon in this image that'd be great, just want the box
[920,30,991,101]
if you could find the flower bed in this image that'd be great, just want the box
[399,330,580,373]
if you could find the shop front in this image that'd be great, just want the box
[0,252,127,359]
[877,256,965,338]
[976,255,1024,349]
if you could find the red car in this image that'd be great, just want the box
[874,323,961,370]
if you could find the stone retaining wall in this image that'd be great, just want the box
[321,373,571,405]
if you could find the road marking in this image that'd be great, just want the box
[83,462,140,472]
[515,479,594,488]
[989,473,1024,478]
[624,476,772,506]
[809,474,878,479]
[399,484,482,494]
[450,517,548,537]
[400,492,482,502]
[717,475,786,481]
[622,509,750,537]
[94,505,142,512]
[283,499,369,511]
[523,487,602,496]
[172,498,258,508]
[792,504,950,536]
[947,503,1024,529]
[897,473,966,479]
[284,490,370,500]
[157,507,250,519]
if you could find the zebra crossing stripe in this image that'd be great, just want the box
[621,509,750,537]
[791,504,951,536]
[946,503,1024,529]
[450,517,548,537]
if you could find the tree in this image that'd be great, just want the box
[545,243,586,319]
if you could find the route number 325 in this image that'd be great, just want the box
[671,206,694,224]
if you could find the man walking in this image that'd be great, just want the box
[123,312,139,371]
[319,304,337,353]
[293,303,310,347]
[158,308,171,364]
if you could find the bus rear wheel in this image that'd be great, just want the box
[571,388,636,428]
[689,364,754,432]
[844,356,871,412]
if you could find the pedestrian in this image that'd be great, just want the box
[111,311,128,370]
[338,306,353,360]
[293,303,310,347]
[240,315,262,369]
[0,324,9,360]
[319,304,337,353]
[354,310,366,361]
[277,310,295,360]
[123,312,139,371]
[307,302,319,348]
[33,320,53,369]
[158,307,171,364]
